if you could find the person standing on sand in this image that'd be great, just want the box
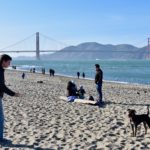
[95,64,103,104]
[82,72,85,78]
[22,72,25,79]
[77,72,80,79]
[0,54,20,142]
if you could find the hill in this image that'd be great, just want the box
[41,42,147,60]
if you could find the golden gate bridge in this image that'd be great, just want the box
[0,32,68,60]
[0,32,149,60]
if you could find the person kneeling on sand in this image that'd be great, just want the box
[66,81,78,102]
[78,85,86,99]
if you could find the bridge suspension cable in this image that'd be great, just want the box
[0,33,35,51]
[0,32,148,60]
[39,33,68,48]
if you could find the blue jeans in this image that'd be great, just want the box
[67,96,77,102]
[96,83,103,102]
[0,97,4,139]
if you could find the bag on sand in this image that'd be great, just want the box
[88,95,94,101]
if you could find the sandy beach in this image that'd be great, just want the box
[1,69,150,149]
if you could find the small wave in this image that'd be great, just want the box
[17,65,42,68]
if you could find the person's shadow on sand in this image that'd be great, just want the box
[0,138,52,150]
[89,102,106,108]
[0,139,33,149]
[105,101,149,107]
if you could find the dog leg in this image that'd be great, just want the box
[147,105,149,116]
[143,122,147,134]
[147,119,150,128]
[134,125,138,137]
[131,124,135,136]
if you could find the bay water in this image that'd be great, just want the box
[12,59,150,85]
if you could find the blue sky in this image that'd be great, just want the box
[0,0,150,54]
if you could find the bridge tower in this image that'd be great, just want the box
[36,32,40,60]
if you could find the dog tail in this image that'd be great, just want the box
[147,105,149,115]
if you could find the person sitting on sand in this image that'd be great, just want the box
[78,85,86,99]
[67,81,78,102]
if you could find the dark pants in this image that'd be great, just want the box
[0,97,4,139]
[96,83,103,102]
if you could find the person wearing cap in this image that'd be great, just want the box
[0,54,20,141]
[95,64,103,103]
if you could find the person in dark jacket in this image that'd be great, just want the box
[66,81,78,101]
[22,72,25,79]
[78,85,86,99]
[77,72,80,79]
[0,54,20,141]
[82,72,85,79]
[95,64,103,103]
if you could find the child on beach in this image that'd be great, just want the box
[78,85,86,99]
[0,54,20,142]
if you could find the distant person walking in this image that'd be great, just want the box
[33,68,35,73]
[0,54,20,141]
[77,72,80,79]
[22,72,25,79]
[42,68,45,75]
[52,69,55,76]
[95,64,103,104]
[82,72,85,79]
[49,69,55,77]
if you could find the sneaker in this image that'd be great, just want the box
[96,100,105,106]
[100,101,105,104]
